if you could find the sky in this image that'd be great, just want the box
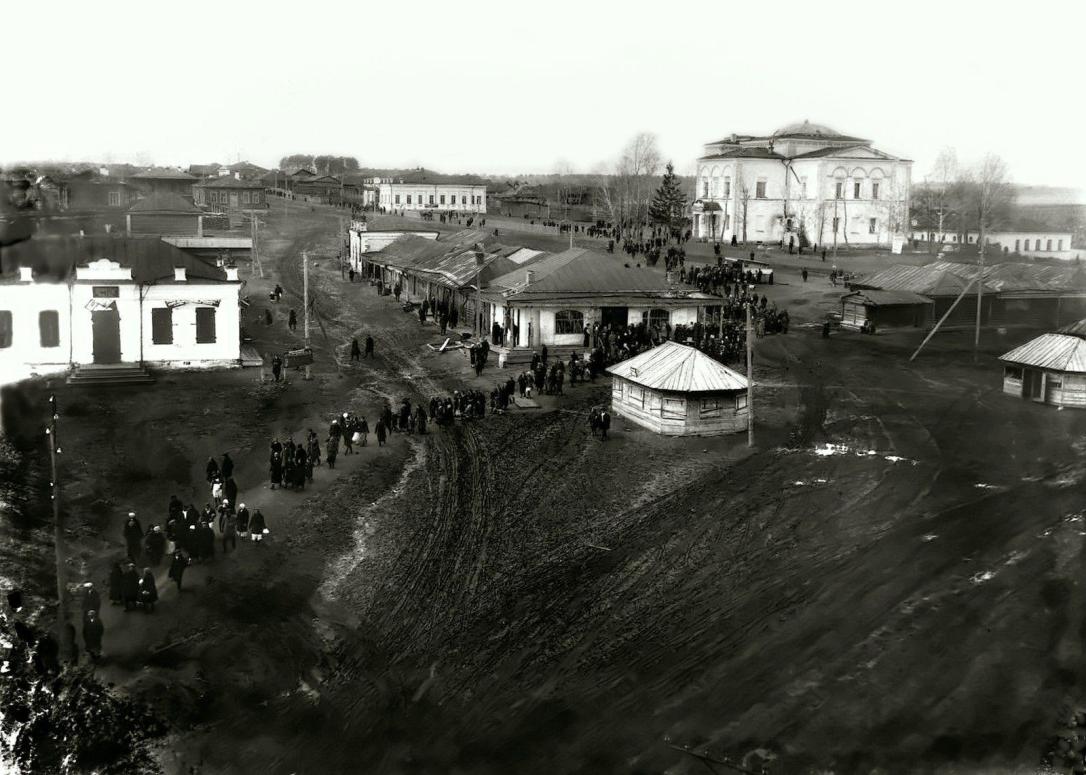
[3,0,1085,187]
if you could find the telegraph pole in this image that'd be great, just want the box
[303,250,310,347]
[251,213,263,278]
[974,230,984,360]
[746,302,754,447]
[47,393,69,654]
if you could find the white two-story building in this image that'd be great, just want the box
[692,120,912,249]
[378,178,486,214]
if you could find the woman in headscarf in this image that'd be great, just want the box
[121,562,140,611]
[122,512,144,563]
[205,456,220,483]
[168,550,188,592]
[108,561,124,605]
[270,451,283,490]
[249,509,267,543]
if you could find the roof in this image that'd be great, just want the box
[128,193,202,214]
[1058,319,1086,338]
[789,144,895,160]
[700,147,785,161]
[607,341,748,393]
[842,289,933,306]
[771,120,867,142]
[487,248,703,301]
[1,235,228,283]
[196,176,264,189]
[1000,333,1086,372]
[857,263,996,296]
[859,261,1086,296]
[131,167,197,181]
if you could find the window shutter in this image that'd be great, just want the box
[152,307,173,344]
[195,307,216,343]
[0,311,12,348]
[39,310,60,347]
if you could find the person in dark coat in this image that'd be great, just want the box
[82,582,101,616]
[375,420,387,447]
[288,308,298,331]
[599,409,611,441]
[82,610,103,660]
[350,338,361,361]
[221,453,234,480]
[108,561,124,605]
[121,562,140,611]
[271,355,283,382]
[224,478,238,507]
[326,436,338,469]
[206,457,219,483]
[145,524,166,566]
[236,503,251,537]
[270,452,283,489]
[364,335,375,358]
[138,568,158,613]
[198,520,215,560]
[168,551,188,592]
[122,513,143,563]
[249,509,267,543]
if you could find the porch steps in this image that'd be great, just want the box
[67,363,155,386]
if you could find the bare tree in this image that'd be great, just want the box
[959,153,1012,353]
[735,166,750,244]
[552,158,574,219]
[913,147,959,252]
[614,132,661,226]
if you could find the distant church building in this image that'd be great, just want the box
[692,121,912,249]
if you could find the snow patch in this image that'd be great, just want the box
[970,570,996,584]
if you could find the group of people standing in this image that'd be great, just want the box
[85,453,268,661]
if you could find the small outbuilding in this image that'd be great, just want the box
[840,289,934,330]
[606,341,749,436]
[999,319,1086,408]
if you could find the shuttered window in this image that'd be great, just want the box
[151,307,173,344]
[0,311,12,348]
[38,310,60,347]
[195,307,216,343]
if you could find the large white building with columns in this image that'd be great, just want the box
[692,121,912,249]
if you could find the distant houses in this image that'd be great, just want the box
[126,193,205,236]
[910,229,1080,260]
[193,176,267,212]
[378,176,486,214]
[128,167,199,199]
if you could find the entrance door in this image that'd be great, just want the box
[91,306,122,364]
[229,193,239,209]
[600,307,628,328]
[1023,368,1043,400]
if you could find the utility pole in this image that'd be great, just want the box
[251,213,263,278]
[474,244,485,338]
[974,230,984,359]
[746,302,754,448]
[303,250,310,347]
[47,393,69,655]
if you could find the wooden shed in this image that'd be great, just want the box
[840,289,934,330]
[999,320,1086,408]
[606,341,749,436]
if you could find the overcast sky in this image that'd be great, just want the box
[4,0,1084,186]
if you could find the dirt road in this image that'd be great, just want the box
[5,202,1085,774]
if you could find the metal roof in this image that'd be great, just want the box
[1,235,228,283]
[1057,318,1086,338]
[1000,333,1086,372]
[842,289,933,306]
[860,261,1086,297]
[197,176,264,189]
[607,341,748,393]
[488,248,703,299]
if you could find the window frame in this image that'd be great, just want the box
[0,310,12,348]
[151,306,174,345]
[195,307,217,344]
[755,180,766,199]
[662,397,686,419]
[554,309,585,335]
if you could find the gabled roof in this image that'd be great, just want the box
[790,144,901,161]
[1000,333,1086,372]
[607,341,748,393]
[488,248,701,299]
[699,147,785,161]
[128,193,202,214]
[857,263,995,296]
[131,167,197,181]
[1,235,228,283]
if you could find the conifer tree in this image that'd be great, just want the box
[649,161,687,231]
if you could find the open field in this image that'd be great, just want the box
[4,201,1086,774]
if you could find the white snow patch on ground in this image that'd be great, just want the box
[970,570,996,584]
[921,534,938,542]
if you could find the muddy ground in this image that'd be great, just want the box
[4,202,1085,774]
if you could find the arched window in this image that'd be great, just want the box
[554,309,584,335]
[643,308,670,328]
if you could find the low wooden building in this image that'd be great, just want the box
[999,320,1086,408]
[194,176,267,212]
[840,289,933,330]
[607,341,749,435]
[129,168,198,199]
[127,193,204,236]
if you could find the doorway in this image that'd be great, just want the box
[91,305,122,364]
[600,307,628,328]
[1023,368,1043,401]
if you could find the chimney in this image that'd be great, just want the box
[18,266,33,282]
[174,267,187,282]
[526,270,535,285]
[225,267,239,281]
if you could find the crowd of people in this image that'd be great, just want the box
[82,454,269,661]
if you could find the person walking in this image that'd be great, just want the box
[271,355,283,382]
[350,338,361,361]
[122,513,143,563]
[249,509,267,543]
[801,267,808,282]
[168,551,188,592]
[138,568,158,613]
[376,419,387,447]
[288,309,298,331]
[599,409,611,441]
[326,436,338,469]
[82,610,103,661]
[364,335,375,358]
